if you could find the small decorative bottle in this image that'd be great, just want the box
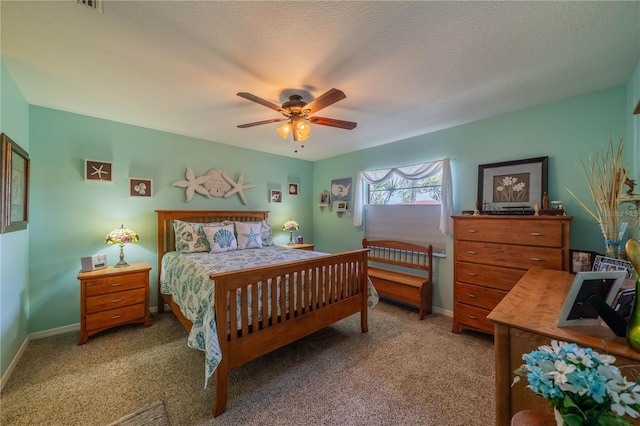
[625,239,640,351]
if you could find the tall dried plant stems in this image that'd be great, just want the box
[566,132,627,225]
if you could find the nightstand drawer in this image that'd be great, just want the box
[86,303,146,331]
[86,288,146,314]
[85,272,145,296]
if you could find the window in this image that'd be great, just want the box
[353,158,453,254]
[368,172,442,205]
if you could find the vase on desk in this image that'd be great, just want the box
[625,239,640,352]
[599,221,628,258]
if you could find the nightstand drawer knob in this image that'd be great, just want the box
[530,257,545,262]
[111,299,123,303]
[467,293,478,298]
[111,282,124,287]
[111,314,123,319]
[468,315,478,320]
[530,232,546,236]
[467,229,479,233]
[467,250,479,255]
[466,272,478,276]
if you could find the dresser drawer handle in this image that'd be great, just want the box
[467,250,479,255]
[111,315,123,319]
[111,299,123,303]
[466,272,478,276]
[530,257,546,262]
[467,315,477,320]
[467,229,479,233]
[530,232,546,236]
[111,282,124,287]
[467,294,478,299]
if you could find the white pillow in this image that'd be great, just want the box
[260,219,274,246]
[235,222,263,250]
[173,220,208,253]
[203,224,237,253]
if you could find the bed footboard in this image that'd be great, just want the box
[210,248,369,417]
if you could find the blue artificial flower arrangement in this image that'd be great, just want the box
[513,340,640,426]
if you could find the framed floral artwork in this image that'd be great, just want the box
[1,133,30,233]
[288,182,299,196]
[477,156,548,214]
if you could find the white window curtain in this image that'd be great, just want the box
[353,157,453,235]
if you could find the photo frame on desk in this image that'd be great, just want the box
[477,156,548,214]
[557,270,626,327]
[593,255,636,279]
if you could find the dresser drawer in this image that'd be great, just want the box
[86,288,146,314]
[455,282,507,310]
[456,241,563,270]
[456,262,525,291]
[86,303,146,331]
[455,219,563,247]
[454,302,494,334]
[84,272,146,296]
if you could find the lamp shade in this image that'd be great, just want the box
[282,219,299,231]
[105,225,139,245]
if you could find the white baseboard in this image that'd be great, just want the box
[1,305,165,392]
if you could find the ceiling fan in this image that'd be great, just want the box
[236,88,357,144]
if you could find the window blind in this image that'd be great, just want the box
[364,204,445,254]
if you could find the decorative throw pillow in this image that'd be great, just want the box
[260,219,274,246]
[235,222,263,250]
[203,223,237,253]
[173,220,208,253]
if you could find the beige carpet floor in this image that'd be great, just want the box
[0,301,495,425]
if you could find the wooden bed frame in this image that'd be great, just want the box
[156,210,369,417]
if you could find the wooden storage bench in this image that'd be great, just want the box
[362,239,433,319]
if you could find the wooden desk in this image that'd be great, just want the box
[487,268,640,426]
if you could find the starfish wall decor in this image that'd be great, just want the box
[172,167,255,204]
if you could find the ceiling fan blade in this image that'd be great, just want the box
[237,92,288,114]
[309,116,357,130]
[237,118,287,128]
[303,88,346,115]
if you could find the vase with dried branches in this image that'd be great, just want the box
[566,132,629,258]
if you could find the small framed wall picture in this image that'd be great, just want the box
[270,189,282,203]
[84,159,112,182]
[319,191,330,205]
[288,182,299,196]
[129,178,152,197]
[337,201,348,211]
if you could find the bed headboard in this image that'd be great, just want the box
[155,210,269,312]
[156,210,269,255]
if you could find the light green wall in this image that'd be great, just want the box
[27,106,314,332]
[313,85,630,312]
[0,62,30,378]
[628,56,640,215]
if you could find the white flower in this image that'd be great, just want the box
[549,360,576,385]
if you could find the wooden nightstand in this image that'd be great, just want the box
[280,243,315,251]
[78,262,152,345]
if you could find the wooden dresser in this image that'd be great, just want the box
[452,215,572,335]
[78,262,152,344]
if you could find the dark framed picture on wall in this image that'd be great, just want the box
[84,159,112,182]
[1,133,30,233]
[477,156,548,214]
[270,189,282,203]
[129,178,153,197]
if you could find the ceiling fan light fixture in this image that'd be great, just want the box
[276,122,291,139]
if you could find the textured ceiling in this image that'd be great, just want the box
[1,1,639,161]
